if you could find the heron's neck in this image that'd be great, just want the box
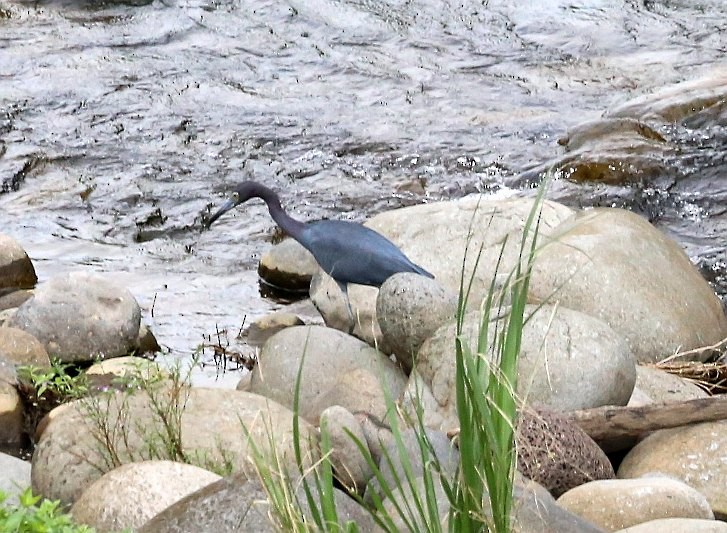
[259,185,306,238]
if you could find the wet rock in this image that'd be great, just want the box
[32,387,319,505]
[557,476,714,531]
[0,452,31,506]
[137,323,161,354]
[310,195,575,347]
[609,70,727,123]
[249,325,406,424]
[376,272,458,371]
[139,473,380,533]
[258,238,318,292]
[0,234,37,290]
[320,405,372,493]
[630,365,709,405]
[615,517,727,533]
[517,406,614,498]
[0,289,33,311]
[530,208,727,363]
[70,461,221,532]
[8,272,142,363]
[554,117,670,185]
[414,304,635,431]
[365,427,458,505]
[618,421,727,517]
[244,311,304,347]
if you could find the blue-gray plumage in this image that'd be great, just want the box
[205,181,433,329]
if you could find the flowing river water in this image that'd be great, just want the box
[1,0,726,387]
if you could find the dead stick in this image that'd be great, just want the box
[569,395,727,442]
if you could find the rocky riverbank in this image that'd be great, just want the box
[2,187,727,531]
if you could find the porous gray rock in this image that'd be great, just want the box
[32,387,319,506]
[414,304,636,431]
[310,195,575,346]
[8,272,142,363]
[530,208,727,363]
[70,461,221,532]
[517,406,614,497]
[249,325,406,424]
[557,476,714,531]
[0,234,37,290]
[376,272,458,371]
[618,421,727,517]
[258,238,318,292]
[320,405,372,493]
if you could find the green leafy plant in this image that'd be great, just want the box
[0,488,95,533]
[18,360,90,406]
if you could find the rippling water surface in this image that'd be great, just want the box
[1,0,726,385]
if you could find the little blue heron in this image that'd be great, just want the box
[205,181,434,330]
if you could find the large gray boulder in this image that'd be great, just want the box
[8,272,142,363]
[70,461,221,532]
[249,325,407,424]
[410,303,636,431]
[310,195,575,346]
[0,234,37,290]
[530,208,727,363]
[31,387,319,506]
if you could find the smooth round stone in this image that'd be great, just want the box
[8,272,141,363]
[618,421,727,516]
[70,461,221,532]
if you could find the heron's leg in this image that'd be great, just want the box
[336,281,355,334]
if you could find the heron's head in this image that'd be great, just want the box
[205,181,261,227]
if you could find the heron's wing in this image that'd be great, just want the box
[302,220,431,286]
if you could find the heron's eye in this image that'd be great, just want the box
[232,192,240,202]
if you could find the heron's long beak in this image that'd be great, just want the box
[205,198,236,228]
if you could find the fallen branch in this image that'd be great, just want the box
[569,395,727,451]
